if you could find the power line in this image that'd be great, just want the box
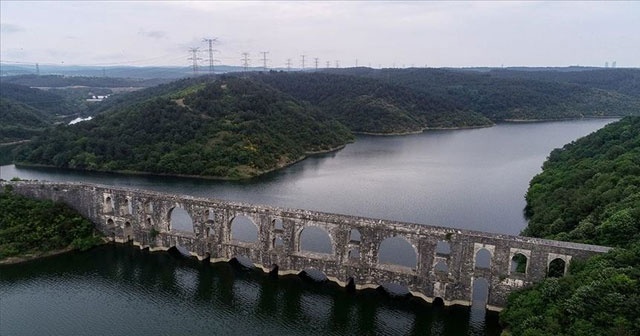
[188,47,202,75]
[241,52,250,72]
[202,37,218,74]
[260,51,269,71]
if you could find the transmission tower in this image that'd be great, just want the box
[35,63,40,76]
[286,58,292,71]
[202,37,218,74]
[355,59,358,67]
[300,54,306,70]
[326,61,330,68]
[335,60,340,68]
[314,58,319,70]
[260,51,269,71]
[188,47,202,75]
[241,52,250,72]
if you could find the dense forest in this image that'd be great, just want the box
[500,117,640,335]
[523,117,640,247]
[5,68,640,178]
[329,68,640,121]
[249,72,492,133]
[14,76,353,179]
[0,184,102,260]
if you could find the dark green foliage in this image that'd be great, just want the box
[14,76,353,179]
[250,72,492,133]
[501,243,640,336]
[523,117,640,248]
[328,68,640,121]
[501,117,640,335]
[0,187,102,259]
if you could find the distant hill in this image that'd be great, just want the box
[248,72,492,133]
[0,82,77,143]
[0,74,169,88]
[14,76,353,179]
[325,68,640,121]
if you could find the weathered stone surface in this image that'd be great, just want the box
[2,181,611,310]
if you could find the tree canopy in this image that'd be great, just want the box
[501,117,640,335]
[14,76,353,179]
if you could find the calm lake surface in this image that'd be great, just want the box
[0,119,616,335]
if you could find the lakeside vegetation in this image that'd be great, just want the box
[0,184,103,261]
[4,68,640,179]
[13,77,353,179]
[500,117,640,335]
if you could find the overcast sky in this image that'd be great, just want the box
[1,1,639,69]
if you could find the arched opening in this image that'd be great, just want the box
[169,207,194,233]
[205,226,210,238]
[547,258,566,277]
[145,201,153,213]
[475,248,491,269]
[146,217,152,227]
[273,236,284,248]
[348,248,360,260]
[434,260,449,274]
[231,255,255,269]
[106,218,115,237]
[300,268,327,282]
[174,245,191,257]
[349,229,361,243]
[471,277,489,306]
[206,209,215,221]
[470,277,489,328]
[230,215,258,243]
[299,226,333,254]
[123,221,133,241]
[432,297,444,307]
[435,241,451,256]
[104,196,113,213]
[380,282,411,297]
[378,236,417,269]
[273,218,284,231]
[123,198,132,215]
[510,253,528,274]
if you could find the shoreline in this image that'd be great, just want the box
[12,142,351,182]
[353,123,495,136]
[0,247,75,265]
[502,115,622,123]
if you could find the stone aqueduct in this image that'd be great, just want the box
[5,181,611,310]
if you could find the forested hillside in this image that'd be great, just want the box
[14,77,353,179]
[523,117,640,247]
[330,68,640,121]
[0,184,102,260]
[249,72,492,133]
[489,68,640,98]
[0,82,75,143]
[500,117,640,335]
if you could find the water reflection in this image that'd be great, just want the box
[0,245,502,335]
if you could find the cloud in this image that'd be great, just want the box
[1,23,24,33]
[138,29,167,39]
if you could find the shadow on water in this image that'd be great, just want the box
[0,244,502,335]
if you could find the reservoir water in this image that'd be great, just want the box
[0,119,616,335]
